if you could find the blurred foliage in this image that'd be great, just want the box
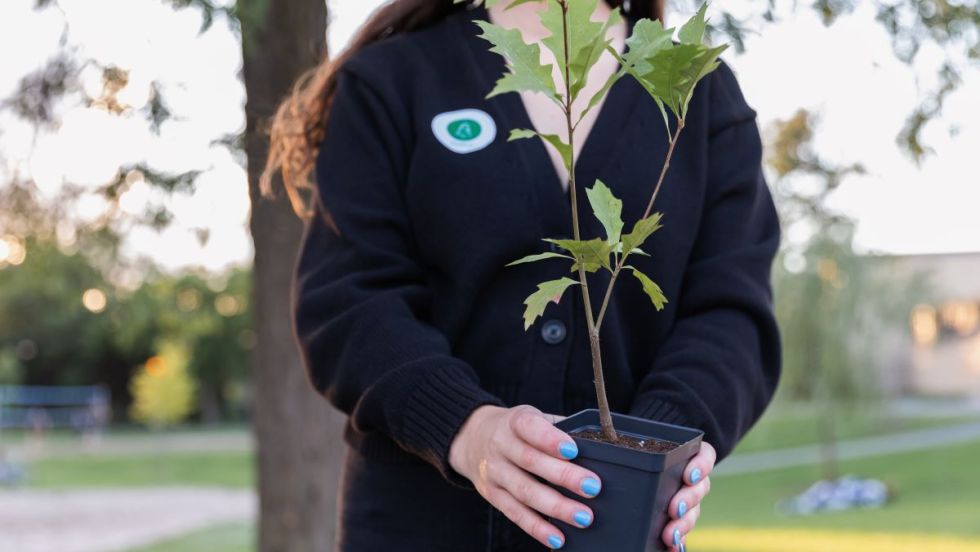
[685,0,979,163]
[0,237,115,387]
[129,339,196,427]
[0,216,253,422]
[0,53,77,127]
[764,109,927,478]
[765,110,924,401]
[773,235,916,404]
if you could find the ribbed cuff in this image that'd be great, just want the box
[629,397,690,427]
[401,363,505,490]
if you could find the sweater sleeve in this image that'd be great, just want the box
[291,67,505,489]
[626,61,782,462]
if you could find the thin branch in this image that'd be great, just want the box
[642,118,685,222]
[594,118,686,333]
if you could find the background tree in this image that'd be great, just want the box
[765,109,926,478]
[237,1,346,550]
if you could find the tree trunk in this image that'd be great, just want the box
[240,2,346,551]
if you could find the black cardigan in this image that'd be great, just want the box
[292,4,781,490]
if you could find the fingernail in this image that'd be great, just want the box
[680,541,687,552]
[690,468,702,484]
[581,477,601,497]
[548,534,563,549]
[559,441,578,459]
[673,528,681,546]
[677,500,688,517]
[573,510,592,527]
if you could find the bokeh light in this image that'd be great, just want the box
[82,288,108,313]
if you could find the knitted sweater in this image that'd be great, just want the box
[292,3,782,490]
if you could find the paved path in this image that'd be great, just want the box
[0,487,255,552]
[716,421,980,476]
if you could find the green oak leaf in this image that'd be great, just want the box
[508,128,572,173]
[621,212,664,256]
[605,18,674,131]
[678,2,709,45]
[577,66,622,127]
[612,9,727,123]
[544,237,615,272]
[585,179,624,245]
[508,128,538,141]
[621,17,675,71]
[522,277,578,330]
[540,0,621,103]
[570,260,598,273]
[627,267,668,311]
[633,42,728,121]
[474,21,561,103]
[580,16,676,126]
[614,243,649,256]
[505,251,573,266]
[570,9,623,100]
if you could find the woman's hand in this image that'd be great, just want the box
[449,404,601,549]
[662,441,716,552]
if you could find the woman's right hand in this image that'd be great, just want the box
[448,404,602,549]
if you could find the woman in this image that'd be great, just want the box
[263,0,781,550]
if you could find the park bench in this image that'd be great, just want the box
[0,384,111,434]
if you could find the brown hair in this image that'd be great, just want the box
[258,0,665,221]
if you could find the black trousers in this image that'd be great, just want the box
[335,444,547,551]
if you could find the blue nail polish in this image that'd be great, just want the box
[573,510,592,527]
[673,528,681,546]
[680,541,687,552]
[581,477,601,497]
[677,501,688,517]
[690,468,702,484]
[559,441,578,459]
[548,534,563,549]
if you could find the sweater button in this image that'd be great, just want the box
[541,319,567,345]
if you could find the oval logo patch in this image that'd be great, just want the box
[432,109,496,154]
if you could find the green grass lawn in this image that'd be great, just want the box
[704,439,980,535]
[732,403,978,454]
[27,451,252,488]
[689,438,980,551]
[0,423,249,444]
[131,522,253,552]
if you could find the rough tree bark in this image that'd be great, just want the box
[240,1,346,551]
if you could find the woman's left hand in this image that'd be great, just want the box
[662,441,716,552]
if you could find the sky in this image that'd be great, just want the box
[0,0,978,273]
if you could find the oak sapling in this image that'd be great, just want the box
[465,0,727,443]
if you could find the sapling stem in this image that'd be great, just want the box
[556,0,616,441]
[559,0,689,442]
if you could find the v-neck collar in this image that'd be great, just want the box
[454,3,643,237]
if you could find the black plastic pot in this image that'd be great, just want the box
[549,409,703,551]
